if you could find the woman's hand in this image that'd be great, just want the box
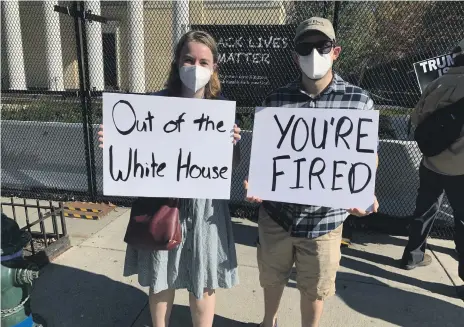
[233,124,241,145]
[98,124,104,149]
[347,196,379,217]
[243,178,262,203]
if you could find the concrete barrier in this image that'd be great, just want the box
[1,120,452,220]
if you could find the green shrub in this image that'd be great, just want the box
[1,100,412,140]
[2,100,102,124]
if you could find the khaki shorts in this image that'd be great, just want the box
[257,206,343,301]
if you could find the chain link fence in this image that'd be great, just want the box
[1,0,89,200]
[2,1,463,239]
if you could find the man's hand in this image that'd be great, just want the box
[243,179,262,203]
[347,196,379,217]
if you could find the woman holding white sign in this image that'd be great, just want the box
[99,30,242,327]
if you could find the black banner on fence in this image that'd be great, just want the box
[191,25,299,107]
[413,52,457,93]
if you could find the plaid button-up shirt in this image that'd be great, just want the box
[261,73,375,239]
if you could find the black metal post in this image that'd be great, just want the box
[323,1,329,18]
[333,1,341,35]
[73,1,97,201]
[59,202,68,236]
[23,198,35,254]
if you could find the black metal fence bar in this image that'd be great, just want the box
[50,200,60,240]
[0,198,69,257]
[23,198,35,255]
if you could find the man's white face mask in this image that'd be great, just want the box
[179,65,213,92]
[298,49,333,80]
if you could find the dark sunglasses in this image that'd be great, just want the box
[295,40,334,56]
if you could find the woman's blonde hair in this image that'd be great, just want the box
[166,30,221,99]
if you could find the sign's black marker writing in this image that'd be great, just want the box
[177,148,228,181]
[109,146,166,182]
[163,113,186,133]
[270,113,375,194]
[193,113,226,132]
[112,100,154,135]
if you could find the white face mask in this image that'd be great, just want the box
[298,49,333,80]
[179,65,213,92]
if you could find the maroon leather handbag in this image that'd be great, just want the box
[123,197,181,251]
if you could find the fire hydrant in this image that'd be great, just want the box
[1,213,42,327]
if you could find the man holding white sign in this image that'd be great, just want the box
[247,107,379,209]
[244,18,379,327]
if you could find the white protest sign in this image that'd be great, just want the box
[247,107,379,210]
[103,93,236,199]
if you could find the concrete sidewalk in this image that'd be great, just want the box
[30,209,464,327]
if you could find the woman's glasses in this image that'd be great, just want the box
[295,40,334,56]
